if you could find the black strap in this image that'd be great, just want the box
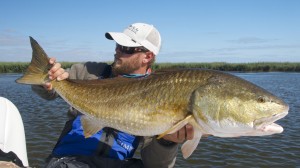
[95,127,116,157]
[45,156,144,168]
[0,149,24,167]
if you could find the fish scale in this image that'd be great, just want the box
[49,69,201,136]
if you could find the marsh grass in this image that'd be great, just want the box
[151,62,300,72]
[1,62,300,73]
[0,62,78,73]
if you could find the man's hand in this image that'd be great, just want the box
[162,124,194,143]
[43,57,69,91]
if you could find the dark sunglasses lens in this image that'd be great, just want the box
[122,47,135,54]
[116,44,135,54]
[116,44,148,54]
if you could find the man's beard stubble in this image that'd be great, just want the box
[112,58,141,75]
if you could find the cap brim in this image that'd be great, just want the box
[105,32,142,47]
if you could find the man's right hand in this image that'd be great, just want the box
[44,57,69,91]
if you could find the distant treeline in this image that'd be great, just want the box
[152,62,300,72]
[0,62,76,73]
[1,62,300,73]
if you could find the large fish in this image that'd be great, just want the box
[16,37,289,158]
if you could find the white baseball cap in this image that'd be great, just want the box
[105,23,161,55]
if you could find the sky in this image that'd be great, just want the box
[0,0,299,63]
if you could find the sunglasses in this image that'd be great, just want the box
[116,43,149,54]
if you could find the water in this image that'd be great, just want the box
[0,72,299,167]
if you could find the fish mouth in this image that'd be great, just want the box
[254,107,289,133]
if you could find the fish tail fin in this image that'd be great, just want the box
[16,37,51,85]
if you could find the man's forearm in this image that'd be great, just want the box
[31,85,59,100]
[141,137,178,168]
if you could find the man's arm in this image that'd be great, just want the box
[141,137,178,168]
[141,124,194,168]
[31,85,59,100]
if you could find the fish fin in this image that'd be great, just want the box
[16,37,51,85]
[81,115,104,138]
[157,115,193,139]
[181,135,202,159]
[181,117,203,159]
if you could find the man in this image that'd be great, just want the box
[32,23,194,168]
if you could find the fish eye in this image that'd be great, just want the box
[257,96,266,103]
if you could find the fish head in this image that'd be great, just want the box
[192,73,289,137]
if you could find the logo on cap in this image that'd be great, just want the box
[127,25,139,34]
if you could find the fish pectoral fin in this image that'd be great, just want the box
[81,115,104,138]
[181,117,204,159]
[157,115,193,139]
[181,135,202,159]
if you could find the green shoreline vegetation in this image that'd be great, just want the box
[1,62,300,73]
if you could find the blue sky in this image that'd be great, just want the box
[0,0,299,63]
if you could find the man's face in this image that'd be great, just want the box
[112,44,147,75]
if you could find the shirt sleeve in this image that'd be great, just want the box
[31,85,59,100]
[141,136,179,168]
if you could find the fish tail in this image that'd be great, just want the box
[16,37,51,85]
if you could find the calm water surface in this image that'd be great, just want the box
[0,72,299,167]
